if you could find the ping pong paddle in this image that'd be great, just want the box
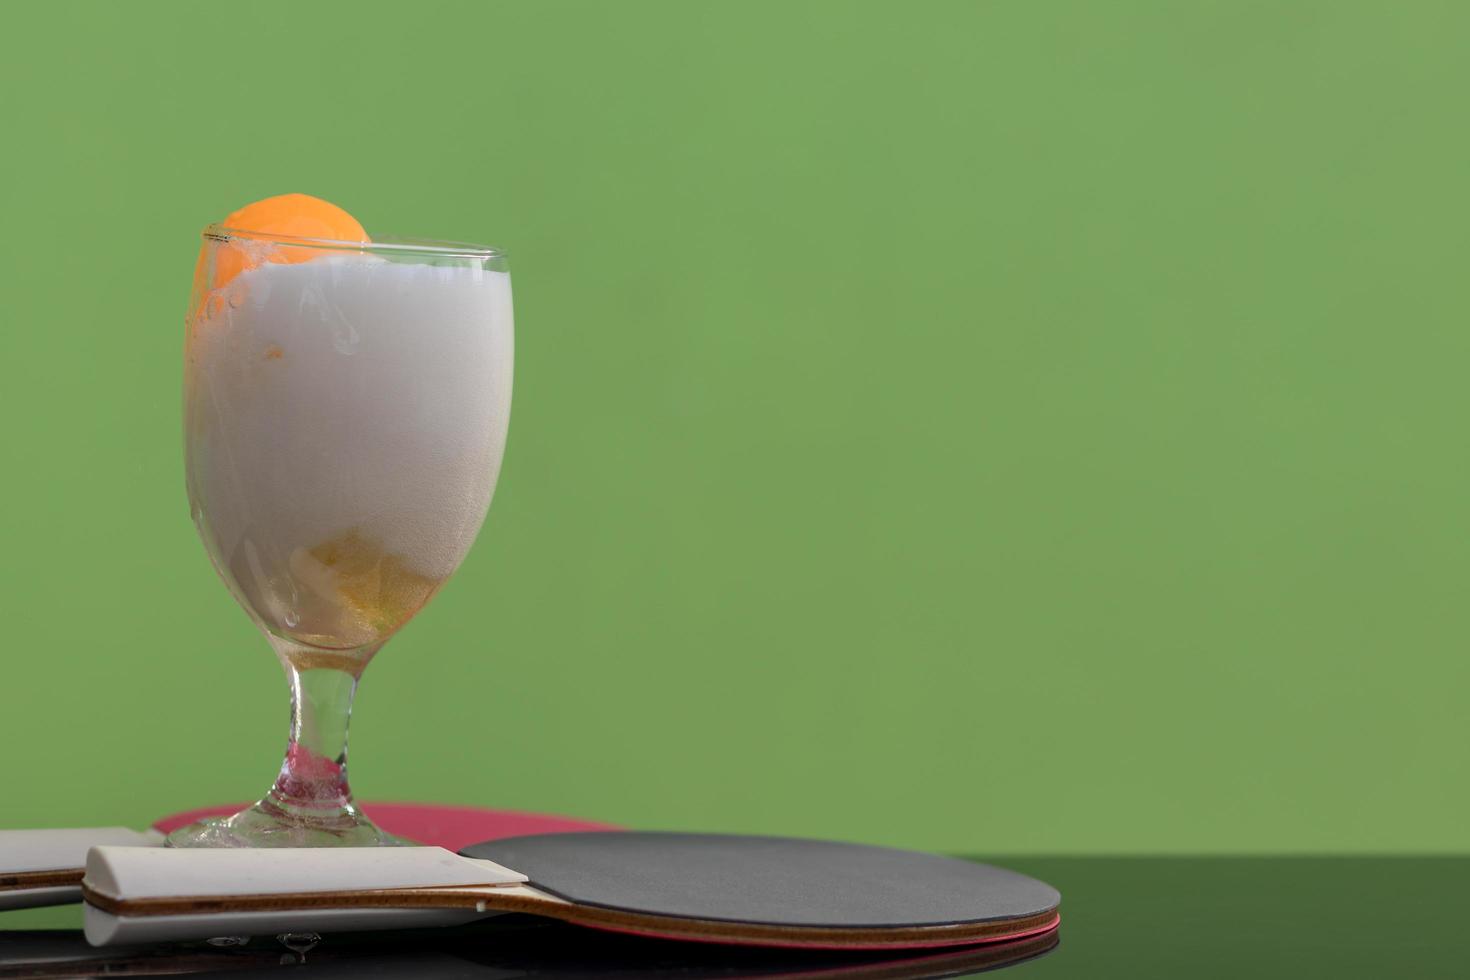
[82,832,1061,951]
[0,804,616,911]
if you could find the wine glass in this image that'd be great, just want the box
[169,224,513,846]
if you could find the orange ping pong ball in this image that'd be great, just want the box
[194,193,369,299]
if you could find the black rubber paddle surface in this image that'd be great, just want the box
[463,832,1060,929]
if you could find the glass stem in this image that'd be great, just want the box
[264,645,373,819]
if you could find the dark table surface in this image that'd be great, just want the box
[1,858,1462,978]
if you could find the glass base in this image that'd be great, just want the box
[165,798,411,848]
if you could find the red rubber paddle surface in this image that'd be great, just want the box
[151,803,620,851]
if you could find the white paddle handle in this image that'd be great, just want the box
[0,828,163,874]
[0,828,162,911]
[84,844,524,899]
[82,845,528,946]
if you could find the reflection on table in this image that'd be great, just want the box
[0,914,1057,978]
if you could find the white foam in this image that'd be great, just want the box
[184,253,513,645]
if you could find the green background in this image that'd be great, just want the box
[1,1,1465,855]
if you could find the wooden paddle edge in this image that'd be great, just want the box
[1,869,84,891]
[83,883,1060,950]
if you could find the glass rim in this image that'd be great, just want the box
[202,223,506,260]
